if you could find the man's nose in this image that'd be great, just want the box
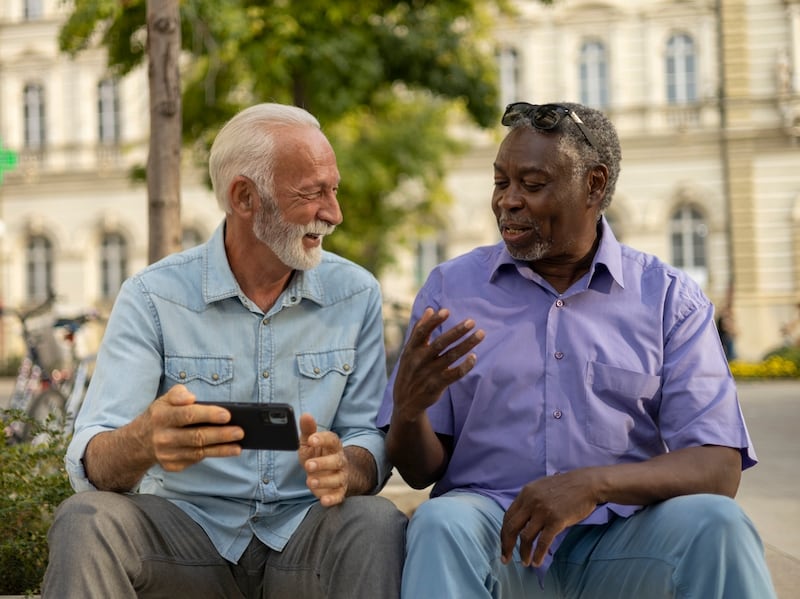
[320,191,343,226]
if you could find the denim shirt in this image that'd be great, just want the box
[66,221,390,563]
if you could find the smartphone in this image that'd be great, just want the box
[195,401,299,450]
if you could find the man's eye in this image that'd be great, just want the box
[494,180,508,188]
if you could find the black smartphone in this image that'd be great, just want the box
[195,401,299,450]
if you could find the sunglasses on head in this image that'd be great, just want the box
[501,102,600,152]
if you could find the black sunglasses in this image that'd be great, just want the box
[501,102,600,152]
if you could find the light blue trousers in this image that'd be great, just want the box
[403,491,777,599]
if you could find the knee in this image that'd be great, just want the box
[50,491,137,545]
[407,494,493,548]
[669,494,762,548]
[338,495,407,540]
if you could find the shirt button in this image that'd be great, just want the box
[262,477,270,485]
[290,296,297,303]
[262,318,270,325]
[343,363,351,372]
[313,367,321,375]
[556,299,565,307]
[553,409,563,419]
[212,373,219,381]
[262,370,270,379]
[179,371,187,380]
[554,351,564,360]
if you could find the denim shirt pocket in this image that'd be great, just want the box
[296,348,356,431]
[584,361,661,453]
[164,355,234,403]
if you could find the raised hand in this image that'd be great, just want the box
[298,413,349,506]
[393,307,484,419]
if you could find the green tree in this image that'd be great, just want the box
[59,0,512,274]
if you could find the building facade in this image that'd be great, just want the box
[395,0,800,362]
[1,0,799,362]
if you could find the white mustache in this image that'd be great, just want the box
[304,222,336,236]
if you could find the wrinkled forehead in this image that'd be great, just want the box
[495,127,565,170]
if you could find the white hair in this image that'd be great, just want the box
[208,103,321,213]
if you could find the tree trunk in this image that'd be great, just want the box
[146,0,182,264]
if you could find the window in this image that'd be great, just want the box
[23,83,46,149]
[26,235,53,302]
[98,78,121,144]
[24,0,43,20]
[666,34,697,103]
[580,41,609,108]
[100,232,128,300]
[415,238,446,287]
[497,46,520,109]
[670,205,707,286]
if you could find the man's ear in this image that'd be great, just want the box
[229,176,255,215]
[586,164,608,209]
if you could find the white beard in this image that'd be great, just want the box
[253,197,334,271]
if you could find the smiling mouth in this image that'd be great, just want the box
[503,226,529,235]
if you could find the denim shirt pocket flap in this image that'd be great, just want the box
[297,348,356,379]
[165,356,234,386]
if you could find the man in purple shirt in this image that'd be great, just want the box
[378,102,776,598]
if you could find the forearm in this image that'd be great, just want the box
[590,445,742,506]
[343,445,379,496]
[84,417,156,493]
[385,408,449,489]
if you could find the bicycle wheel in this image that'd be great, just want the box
[23,388,68,441]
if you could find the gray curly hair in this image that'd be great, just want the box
[503,102,622,212]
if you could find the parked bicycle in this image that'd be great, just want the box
[2,291,101,443]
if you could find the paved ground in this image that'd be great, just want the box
[3,378,798,597]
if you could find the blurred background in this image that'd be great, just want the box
[0,0,799,367]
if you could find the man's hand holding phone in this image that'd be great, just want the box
[146,386,244,472]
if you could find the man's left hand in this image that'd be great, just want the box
[500,470,598,568]
[298,412,349,506]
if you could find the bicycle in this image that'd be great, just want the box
[2,291,100,443]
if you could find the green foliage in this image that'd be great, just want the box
[0,410,73,595]
[59,0,510,275]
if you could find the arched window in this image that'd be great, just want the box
[100,232,128,300]
[580,41,609,108]
[670,205,707,286]
[497,46,521,109]
[415,238,446,287]
[182,227,204,250]
[666,34,697,104]
[26,234,53,302]
[98,78,121,144]
[23,83,46,149]
[24,0,43,20]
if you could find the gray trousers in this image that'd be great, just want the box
[42,491,407,599]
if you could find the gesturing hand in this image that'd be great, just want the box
[298,413,349,507]
[393,307,484,419]
[500,470,599,568]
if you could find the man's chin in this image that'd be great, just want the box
[283,248,322,271]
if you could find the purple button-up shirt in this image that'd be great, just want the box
[378,220,755,572]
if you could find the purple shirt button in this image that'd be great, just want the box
[554,351,564,359]
[553,409,563,419]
